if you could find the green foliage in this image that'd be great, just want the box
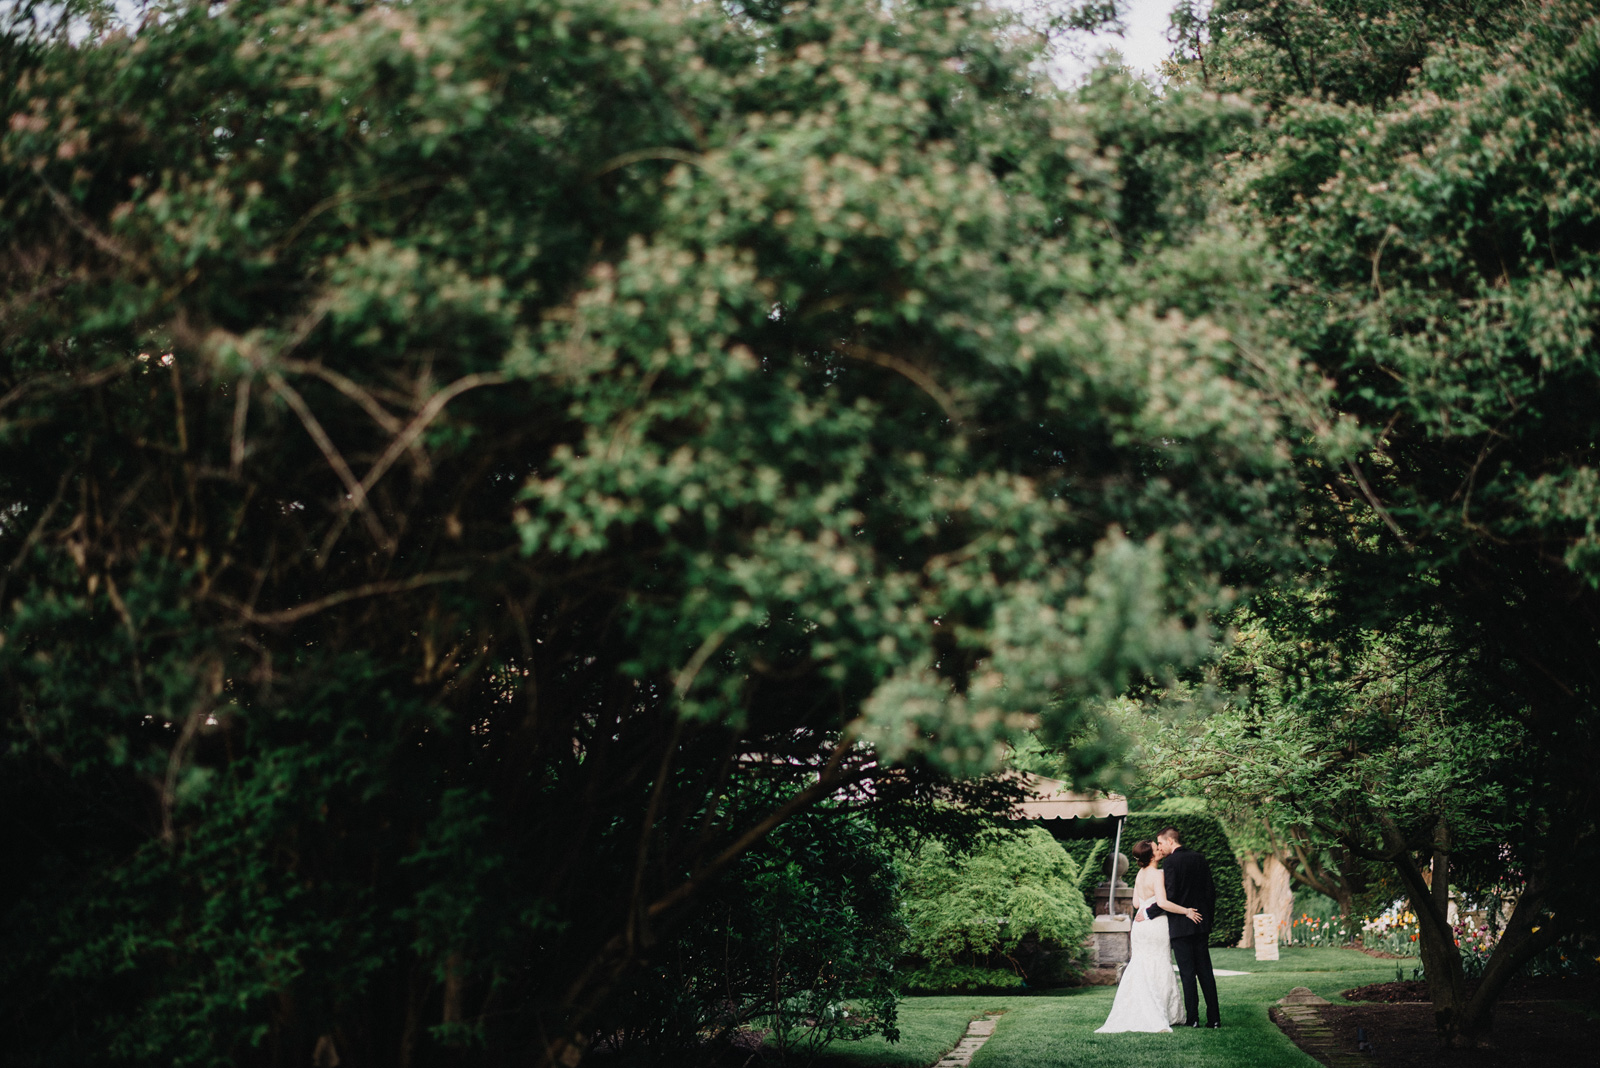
[1283,889,1361,948]
[1154,594,1571,1041]
[1120,813,1246,948]
[1172,0,1600,1043]
[897,964,1026,994]
[1074,838,1109,898]
[1218,0,1600,898]
[1200,611,1535,886]
[899,827,1093,978]
[0,0,1308,1064]
[596,804,901,1064]
[1198,1,1532,109]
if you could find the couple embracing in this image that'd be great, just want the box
[1095,826,1222,1033]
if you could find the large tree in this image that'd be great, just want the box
[1175,0,1600,1046]
[1157,600,1555,1040]
[0,1,1303,1065]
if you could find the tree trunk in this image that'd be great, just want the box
[1330,882,1354,921]
[1381,819,1470,1046]
[1239,848,1299,947]
[1263,853,1294,937]
[1457,866,1566,1042]
[1240,850,1264,948]
[1285,826,1359,921]
[1372,816,1578,1049]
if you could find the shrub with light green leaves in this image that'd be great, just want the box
[899,827,1092,982]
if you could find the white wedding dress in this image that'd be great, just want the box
[1094,889,1186,1033]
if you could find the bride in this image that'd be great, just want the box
[1094,839,1201,1033]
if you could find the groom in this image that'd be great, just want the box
[1146,826,1221,1028]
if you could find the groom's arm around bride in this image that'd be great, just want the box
[1147,841,1214,937]
[1146,827,1222,1028]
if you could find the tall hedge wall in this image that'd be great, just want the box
[1120,814,1245,948]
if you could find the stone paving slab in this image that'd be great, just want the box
[1270,987,1370,1068]
[932,1013,1002,1067]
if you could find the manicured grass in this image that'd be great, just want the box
[815,996,1001,1067]
[821,948,1397,1068]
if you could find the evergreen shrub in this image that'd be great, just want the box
[897,826,1093,989]
[898,964,1025,994]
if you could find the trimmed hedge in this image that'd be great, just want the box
[1119,813,1245,948]
[898,964,1027,994]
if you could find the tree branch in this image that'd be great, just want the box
[1344,458,1410,547]
[265,371,390,549]
[834,342,964,426]
[316,371,508,563]
[212,569,471,626]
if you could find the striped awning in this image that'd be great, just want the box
[1010,773,1128,820]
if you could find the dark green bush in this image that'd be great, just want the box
[897,964,1025,994]
[593,803,901,1066]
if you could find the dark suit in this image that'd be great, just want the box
[1146,844,1220,1026]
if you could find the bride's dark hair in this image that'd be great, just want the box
[1131,839,1156,868]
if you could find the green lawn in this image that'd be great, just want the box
[820,948,1402,1068]
[813,996,1007,1068]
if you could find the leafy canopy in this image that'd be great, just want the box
[0,0,1309,1065]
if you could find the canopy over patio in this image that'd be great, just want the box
[1010,774,1130,925]
[1009,774,1128,825]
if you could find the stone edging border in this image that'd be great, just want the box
[1271,987,1368,1068]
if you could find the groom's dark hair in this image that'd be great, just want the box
[1158,826,1183,845]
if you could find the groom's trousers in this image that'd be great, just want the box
[1170,935,1221,1025]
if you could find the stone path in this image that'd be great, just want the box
[1273,987,1368,1068]
[932,1013,1000,1068]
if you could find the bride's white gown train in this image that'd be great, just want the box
[1094,891,1185,1033]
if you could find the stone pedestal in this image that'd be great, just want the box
[1090,915,1131,965]
[1092,881,1136,918]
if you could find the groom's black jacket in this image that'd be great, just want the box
[1146,845,1215,940]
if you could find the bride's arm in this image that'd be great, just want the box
[1152,870,1203,924]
